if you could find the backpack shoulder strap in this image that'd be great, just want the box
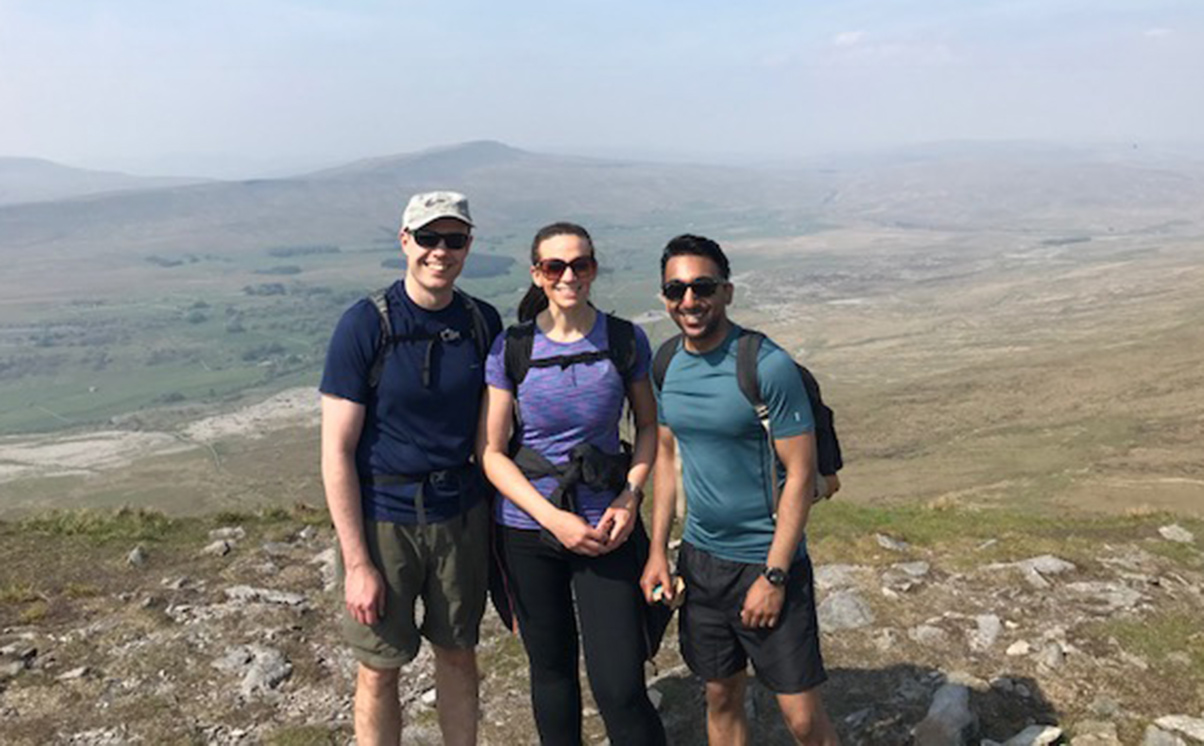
[651,334,682,393]
[503,321,538,390]
[735,329,769,425]
[454,288,491,361]
[604,314,638,387]
[367,288,394,389]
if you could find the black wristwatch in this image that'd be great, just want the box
[763,565,788,587]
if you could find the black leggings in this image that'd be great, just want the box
[500,526,667,746]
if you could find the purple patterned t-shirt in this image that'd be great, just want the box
[485,313,652,529]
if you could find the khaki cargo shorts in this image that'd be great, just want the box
[337,499,489,668]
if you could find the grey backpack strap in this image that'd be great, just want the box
[367,288,394,389]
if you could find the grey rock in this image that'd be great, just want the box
[1018,555,1077,575]
[126,545,147,567]
[1088,696,1121,718]
[995,725,1062,745]
[297,525,316,541]
[1155,716,1204,742]
[261,541,293,556]
[912,683,974,745]
[1144,726,1188,746]
[420,688,437,706]
[310,547,339,592]
[909,624,949,647]
[201,539,232,557]
[817,590,874,631]
[1006,640,1032,656]
[1166,651,1193,667]
[212,644,292,696]
[814,563,863,590]
[0,658,27,678]
[1038,641,1066,670]
[57,665,90,680]
[1158,525,1195,544]
[894,561,931,577]
[876,533,910,552]
[224,585,307,607]
[647,688,664,711]
[1063,581,1143,613]
[0,641,36,660]
[161,576,191,590]
[209,526,246,541]
[969,614,1002,652]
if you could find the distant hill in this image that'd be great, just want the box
[0,141,828,266]
[0,157,207,206]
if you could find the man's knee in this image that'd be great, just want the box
[778,690,835,745]
[432,644,478,678]
[705,674,746,714]
[357,663,400,696]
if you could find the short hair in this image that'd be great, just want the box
[660,234,731,280]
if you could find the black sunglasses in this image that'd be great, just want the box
[411,229,471,250]
[536,256,597,280]
[662,277,724,302]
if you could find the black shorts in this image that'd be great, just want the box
[677,542,827,694]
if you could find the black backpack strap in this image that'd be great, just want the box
[366,288,394,389]
[737,328,844,502]
[604,314,638,388]
[651,334,682,393]
[502,321,537,390]
[735,330,769,426]
[455,288,491,361]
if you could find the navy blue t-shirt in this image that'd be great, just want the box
[320,281,502,523]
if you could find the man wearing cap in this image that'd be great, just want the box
[321,191,502,745]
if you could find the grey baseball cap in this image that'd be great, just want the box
[401,191,474,231]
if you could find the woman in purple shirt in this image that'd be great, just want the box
[479,222,665,745]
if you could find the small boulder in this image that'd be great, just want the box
[1154,716,1204,742]
[209,526,246,541]
[1144,725,1188,746]
[126,546,147,567]
[912,683,974,745]
[876,533,910,552]
[201,539,232,557]
[1158,525,1195,544]
[969,614,1002,652]
[1006,641,1032,657]
[817,590,874,631]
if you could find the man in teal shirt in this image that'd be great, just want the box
[641,235,840,745]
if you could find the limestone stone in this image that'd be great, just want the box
[817,590,874,631]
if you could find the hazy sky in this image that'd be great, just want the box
[2,0,1202,176]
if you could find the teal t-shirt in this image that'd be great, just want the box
[656,325,815,564]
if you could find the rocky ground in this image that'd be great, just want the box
[2,505,1203,745]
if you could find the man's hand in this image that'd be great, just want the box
[595,489,639,551]
[740,576,785,629]
[344,562,386,626]
[549,510,610,556]
[640,551,674,605]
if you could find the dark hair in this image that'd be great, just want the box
[516,222,595,323]
[660,234,730,280]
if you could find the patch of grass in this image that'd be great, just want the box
[808,501,1199,569]
[63,582,101,599]
[265,724,343,746]
[1087,612,1204,675]
[18,600,48,623]
[19,506,177,543]
[0,582,39,603]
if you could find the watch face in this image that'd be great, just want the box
[765,567,787,586]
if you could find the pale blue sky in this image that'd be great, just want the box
[2,0,1201,176]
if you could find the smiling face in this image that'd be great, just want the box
[399,217,473,296]
[662,253,733,352]
[531,233,596,312]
